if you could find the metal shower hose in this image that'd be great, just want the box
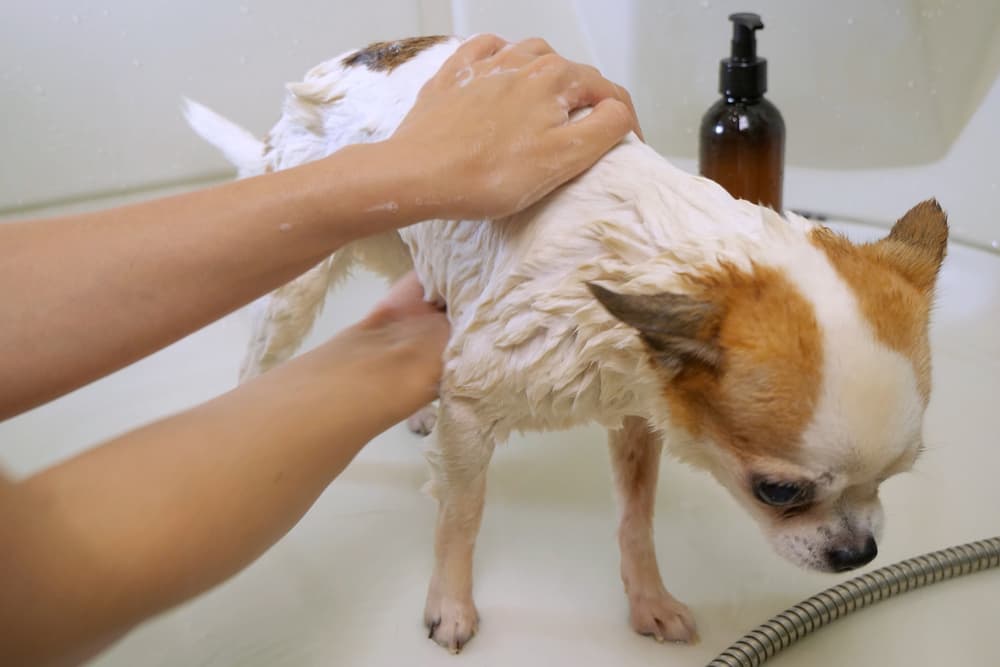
[708,535,1000,666]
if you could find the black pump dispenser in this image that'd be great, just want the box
[699,11,785,210]
[720,13,767,99]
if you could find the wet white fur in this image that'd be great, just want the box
[185,36,925,578]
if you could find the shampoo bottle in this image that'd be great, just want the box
[698,12,785,210]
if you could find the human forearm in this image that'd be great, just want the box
[0,314,436,666]
[0,35,638,420]
[0,142,425,419]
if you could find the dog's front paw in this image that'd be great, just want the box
[628,589,698,644]
[407,404,438,437]
[424,594,479,653]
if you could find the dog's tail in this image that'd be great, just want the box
[183,98,267,177]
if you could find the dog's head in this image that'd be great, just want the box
[590,199,948,572]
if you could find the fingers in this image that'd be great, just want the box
[380,271,425,306]
[491,37,555,70]
[614,84,643,141]
[373,272,440,318]
[510,37,554,57]
[445,34,642,140]
[441,34,508,76]
[554,97,635,175]
[557,64,643,140]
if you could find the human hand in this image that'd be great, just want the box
[354,272,450,417]
[390,34,642,221]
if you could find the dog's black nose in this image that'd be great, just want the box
[826,536,878,572]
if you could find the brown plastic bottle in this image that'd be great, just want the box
[698,13,785,211]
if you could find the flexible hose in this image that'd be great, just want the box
[708,536,1000,666]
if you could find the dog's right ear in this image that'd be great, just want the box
[587,282,722,374]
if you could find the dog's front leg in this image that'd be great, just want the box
[608,416,698,643]
[423,397,494,653]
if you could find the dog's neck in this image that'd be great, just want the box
[576,137,812,286]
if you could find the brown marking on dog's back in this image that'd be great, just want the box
[342,36,449,72]
[661,263,824,460]
[810,200,948,401]
[262,131,275,173]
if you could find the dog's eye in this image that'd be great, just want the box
[754,480,807,507]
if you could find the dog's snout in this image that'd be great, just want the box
[826,536,878,572]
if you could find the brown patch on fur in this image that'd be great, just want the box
[661,264,824,460]
[342,36,449,72]
[810,199,948,400]
[262,132,275,173]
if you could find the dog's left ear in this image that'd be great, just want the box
[588,283,722,374]
[876,198,949,294]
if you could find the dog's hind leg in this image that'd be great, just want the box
[608,416,698,643]
[239,248,355,382]
[423,397,494,653]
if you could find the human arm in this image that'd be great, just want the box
[0,34,639,420]
[0,274,447,667]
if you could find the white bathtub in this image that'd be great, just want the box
[2,1,999,664]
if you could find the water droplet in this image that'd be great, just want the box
[846,17,855,25]
[895,7,901,15]
[699,0,710,7]
[132,58,142,68]
[53,14,61,23]
[291,37,301,47]
[684,127,693,135]
[992,240,999,250]
[238,55,247,65]
[239,5,250,15]
[71,14,80,24]
[102,8,110,17]
[1,72,9,81]
[906,79,915,88]
[33,84,45,95]
[930,88,937,96]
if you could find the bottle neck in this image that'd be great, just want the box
[724,94,763,104]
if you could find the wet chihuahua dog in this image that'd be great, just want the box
[187,35,947,651]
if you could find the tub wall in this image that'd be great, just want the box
[3,0,998,249]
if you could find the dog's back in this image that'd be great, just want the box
[184,33,808,434]
[186,37,464,379]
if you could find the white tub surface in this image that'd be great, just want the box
[1,215,997,666]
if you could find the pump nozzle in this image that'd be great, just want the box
[729,13,764,60]
[719,12,768,99]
